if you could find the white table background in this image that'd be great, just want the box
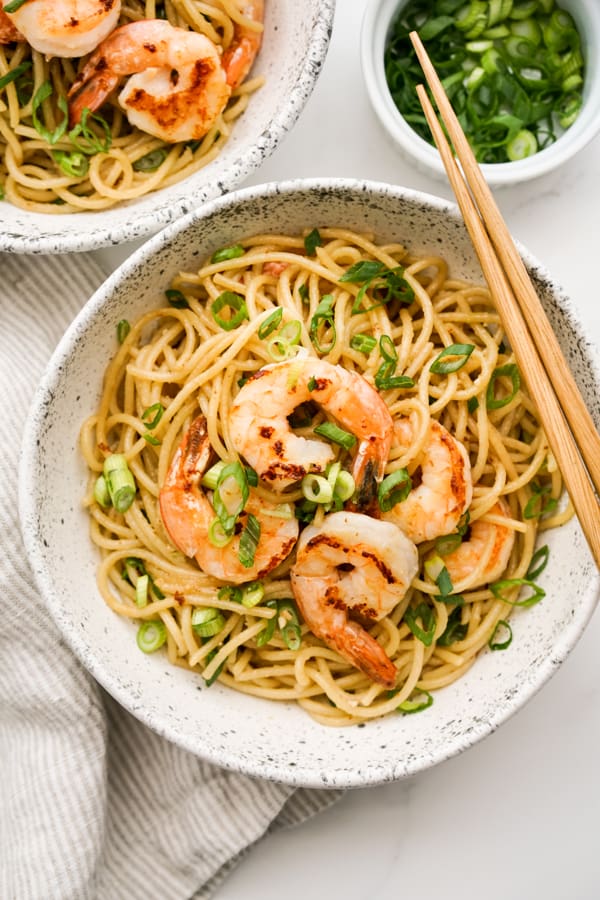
[95,2,600,897]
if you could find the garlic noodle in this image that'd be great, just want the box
[0,1,264,212]
[80,227,571,726]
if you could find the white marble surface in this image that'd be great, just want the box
[94,2,600,897]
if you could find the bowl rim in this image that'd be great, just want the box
[19,176,600,787]
[361,0,600,186]
[0,0,336,255]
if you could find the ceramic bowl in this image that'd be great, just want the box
[0,2,335,254]
[361,0,600,187]
[19,178,600,788]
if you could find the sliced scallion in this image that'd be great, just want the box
[103,453,136,513]
[430,343,475,374]
[256,599,278,647]
[301,473,333,504]
[238,513,261,568]
[210,291,248,331]
[488,619,513,650]
[314,420,357,451]
[490,577,545,607]
[486,363,521,409]
[377,468,411,512]
[136,620,167,653]
[404,603,436,647]
[93,474,111,508]
[211,244,245,264]
[165,288,189,309]
[132,147,168,172]
[191,606,226,638]
[304,228,322,256]
[241,581,265,608]
[397,689,434,714]
[135,574,149,608]
[277,599,302,650]
[350,333,377,354]
[258,307,283,339]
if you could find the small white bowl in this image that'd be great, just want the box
[361,0,600,186]
[19,178,600,788]
[0,2,335,254]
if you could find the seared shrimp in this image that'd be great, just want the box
[159,414,298,584]
[221,0,264,89]
[443,499,515,589]
[0,8,25,43]
[228,357,394,504]
[4,0,120,57]
[290,511,418,687]
[67,19,230,141]
[382,418,473,544]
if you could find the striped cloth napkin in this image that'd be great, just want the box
[0,251,341,900]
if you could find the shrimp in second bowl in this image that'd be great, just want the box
[67,19,231,141]
[159,414,299,585]
[4,0,121,57]
[442,499,516,590]
[228,357,394,505]
[382,417,473,544]
[290,511,419,688]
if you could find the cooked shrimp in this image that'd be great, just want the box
[290,511,418,687]
[4,0,121,57]
[159,414,298,584]
[0,7,25,43]
[382,417,473,544]
[221,0,264,89]
[67,19,230,141]
[443,499,516,589]
[228,356,394,504]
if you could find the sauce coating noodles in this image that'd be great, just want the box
[80,228,571,726]
[0,1,263,212]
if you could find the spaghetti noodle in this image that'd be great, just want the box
[0,1,264,213]
[80,227,571,726]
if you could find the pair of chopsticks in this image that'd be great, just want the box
[409,31,600,570]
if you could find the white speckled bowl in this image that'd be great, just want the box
[0,2,335,254]
[361,0,600,187]
[19,178,600,788]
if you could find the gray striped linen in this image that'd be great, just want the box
[0,252,341,900]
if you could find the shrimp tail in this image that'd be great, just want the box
[336,621,398,688]
[221,0,264,89]
[68,69,119,127]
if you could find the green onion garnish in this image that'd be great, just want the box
[211,291,248,331]
[437,606,468,647]
[212,461,249,535]
[238,513,261,568]
[350,333,377,354]
[211,244,245,264]
[523,482,557,519]
[51,150,89,178]
[241,581,265,608]
[256,599,278,647]
[486,363,521,409]
[103,453,136,513]
[301,473,334,505]
[491,577,545,607]
[117,319,130,343]
[135,574,149,608]
[314,420,357,451]
[165,288,189,309]
[404,603,436,647]
[488,619,513,651]
[136,620,167,653]
[340,261,414,315]
[217,585,243,603]
[258,307,283,339]
[304,228,322,256]
[93,474,111,508]
[397,689,434,714]
[141,402,164,431]
[201,460,228,491]
[276,599,302,650]
[3,0,30,11]
[68,107,111,154]
[527,544,550,579]
[309,293,336,354]
[132,147,168,172]
[191,607,226,638]
[0,60,32,92]
[32,81,68,145]
[378,468,411,512]
[430,343,475,375]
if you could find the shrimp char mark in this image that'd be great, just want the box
[2,0,121,56]
[158,414,299,585]
[228,357,394,506]
[290,511,419,688]
[67,2,264,140]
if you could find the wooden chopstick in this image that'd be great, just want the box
[409,31,600,569]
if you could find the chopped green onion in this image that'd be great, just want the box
[301,473,334,504]
[467,396,480,413]
[191,606,226,638]
[201,460,228,491]
[32,81,68,145]
[437,606,468,647]
[314,420,357,451]
[267,319,302,361]
[238,513,261,568]
[211,244,245,264]
[374,362,415,391]
[135,574,149,608]
[136,620,167,653]
[0,60,32,92]
[397,689,434,714]
[122,557,164,600]
[208,518,232,547]
[486,363,521,409]
[51,150,89,178]
[488,619,513,650]
[3,0,29,12]
[117,319,130,343]
[103,453,136,513]
[378,468,412,512]
[350,333,377,354]
[333,469,355,502]
[68,107,111,154]
[202,647,226,686]
[211,291,248,331]
[256,599,278,647]
[435,532,463,556]
[132,147,168,172]
[490,577,545,607]
[304,228,322,256]
[212,461,249,534]
[430,343,475,374]
[527,544,550,579]
[241,581,265,608]
[142,402,164,430]
[309,294,336,354]
[258,307,283,339]
[217,585,242,603]
[379,334,398,364]
[165,288,189,309]
[523,482,557,519]
[277,599,302,650]
[404,603,436,647]
[341,261,414,315]
[506,128,538,160]
[93,474,111,508]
